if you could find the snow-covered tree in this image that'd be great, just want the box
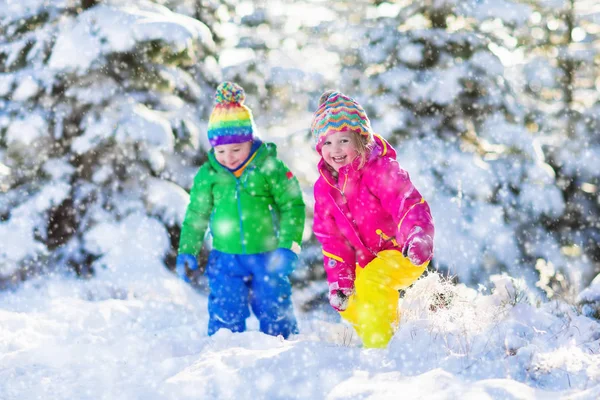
[0,0,218,284]
[318,0,572,289]
[214,1,335,121]
[509,0,600,296]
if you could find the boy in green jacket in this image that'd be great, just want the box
[176,82,305,338]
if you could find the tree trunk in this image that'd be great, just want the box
[81,0,100,10]
[563,0,576,138]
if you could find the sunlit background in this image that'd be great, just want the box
[2,1,600,398]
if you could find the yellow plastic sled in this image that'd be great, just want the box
[339,250,428,348]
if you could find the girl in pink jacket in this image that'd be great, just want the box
[311,90,435,348]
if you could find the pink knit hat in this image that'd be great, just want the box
[310,91,373,153]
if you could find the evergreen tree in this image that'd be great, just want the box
[0,0,218,285]
[511,0,600,296]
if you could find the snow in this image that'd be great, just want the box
[471,51,505,77]
[376,68,416,94]
[462,0,532,26]
[1,270,599,399]
[11,75,40,101]
[84,213,170,284]
[5,113,48,147]
[219,48,256,69]
[557,143,600,183]
[0,214,45,275]
[145,177,190,226]
[0,0,71,21]
[523,58,559,91]
[442,151,495,200]
[0,181,70,276]
[519,178,565,218]
[65,78,121,106]
[409,67,465,106]
[115,104,174,152]
[0,160,9,176]
[579,275,600,304]
[398,43,424,65]
[0,74,15,97]
[48,2,214,73]
[72,102,174,155]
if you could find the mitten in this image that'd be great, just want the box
[402,226,433,266]
[176,254,198,282]
[267,248,298,276]
[328,285,354,312]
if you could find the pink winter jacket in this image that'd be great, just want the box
[313,135,434,290]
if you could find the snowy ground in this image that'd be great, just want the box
[1,268,600,400]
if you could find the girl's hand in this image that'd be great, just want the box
[402,227,433,266]
[329,287,354,312]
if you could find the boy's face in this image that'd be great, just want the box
[321,131,359,172]
[214,141,253,169]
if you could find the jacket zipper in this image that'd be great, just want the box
[223,167,245,255]
[338,171,378,258]
[338,172,348,202]
[217,146,265,255]
[235,178,246,254]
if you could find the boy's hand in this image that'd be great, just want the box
[329,286,354,312]
[176,254,198,282]
[402,227,433,266]
[267,248,298,276]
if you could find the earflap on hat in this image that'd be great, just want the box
[207,82,255,147]
[311,90,373,153]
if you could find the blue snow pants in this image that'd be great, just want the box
[205,250,299,338]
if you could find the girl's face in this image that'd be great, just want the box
[214,141,252,169]
[321,131,359,172]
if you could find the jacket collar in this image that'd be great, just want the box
[207,140,275,172]
[226,139,263,174]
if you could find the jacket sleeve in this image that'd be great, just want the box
[265,157,306,250]
[178,163,213,255]
[313,187,356,290]
[365,157,434,249]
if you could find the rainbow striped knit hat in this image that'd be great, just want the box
[207,82,255,147]
[310,91,373,153]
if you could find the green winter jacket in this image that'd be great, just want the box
[178,142,305,255]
